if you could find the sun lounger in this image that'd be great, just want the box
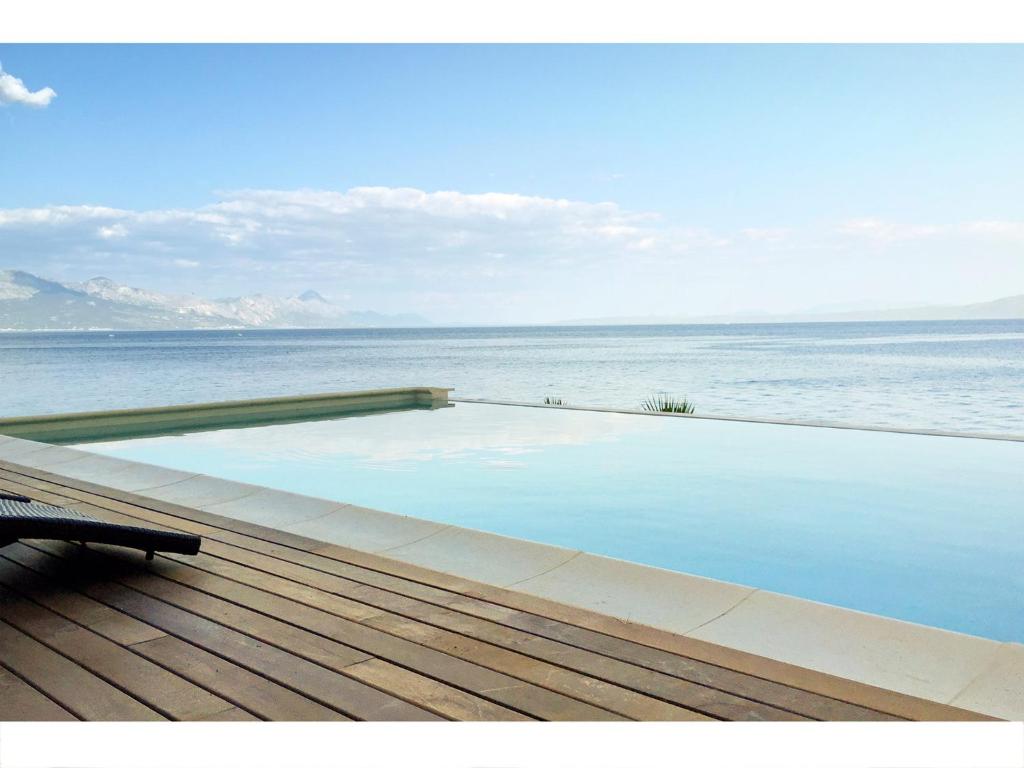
[0,492,200,559]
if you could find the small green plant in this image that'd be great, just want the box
[543,396,566,406]
[640,394,695,414]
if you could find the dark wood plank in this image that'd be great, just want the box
[93,580,434,721]
[0,554,167,646]
[1,541,611,723]
[181,543,786,720]
[34,525,709,721]
[389,580,894,721]
[0,583,240,721]
[2,546,515,722]
[0,664,77,721]
[0,620,164,721]
[6,542,439,722]
[196,706,260,721]
[113,564,530,722]
[129,634,347,721]
[22,540,633,721]
[0,555,338,721]
[133,551,691,720]
[0,473,78,507]
[51,502,801,721]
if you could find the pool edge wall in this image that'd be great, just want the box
[0,386,453,444]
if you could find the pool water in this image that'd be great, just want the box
[80,402,1024,642]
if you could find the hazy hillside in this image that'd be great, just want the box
[0,270,429,330]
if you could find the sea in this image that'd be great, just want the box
[2,319,1023,436]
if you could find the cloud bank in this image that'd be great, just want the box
[0,63,56,108]
[2,186,1022,322]
[0,187,698,315]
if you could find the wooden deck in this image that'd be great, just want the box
[0,458,992,722]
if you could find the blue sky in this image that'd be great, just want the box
[2,44,1023,322]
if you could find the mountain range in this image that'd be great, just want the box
[4,268,1022,330]
[0,270,429,331]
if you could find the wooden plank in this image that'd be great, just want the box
[183,542,794,720]
[0,554,166,647]
[0,620,164,721]
[0,473,78,507]
[47,503,801,721]
[343,658,531,722]
[351,573,892,721]
[0,550,405,721]
[350,585,809,721]
[214,545,884,721]
[7,543,439,722]
[0,583,240,721]
[196,706,260,721]
[317,551,996,721]
[29,529,710,721]
[2,543,609,723]
[360,608,705,721]
[129,634,347,721]
[0,463,991,721]
[110,562,529,722]
[132,552,691,720]
[22,540,635,722]
[94,581,437,721]
[0,664,77,721]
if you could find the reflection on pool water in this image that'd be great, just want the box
[80,402,1024,641]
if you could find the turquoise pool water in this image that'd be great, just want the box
[81,402,1024,641]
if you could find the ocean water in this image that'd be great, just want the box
[3,319,1024,435]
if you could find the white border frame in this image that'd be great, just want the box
[3,0,1024,43]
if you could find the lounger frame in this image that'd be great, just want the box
[0,494,201,560]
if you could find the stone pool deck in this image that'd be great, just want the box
[0,433,1019,721]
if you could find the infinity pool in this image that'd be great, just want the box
[80,402,1024,641]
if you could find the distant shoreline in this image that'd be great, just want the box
[3,316,1024,334]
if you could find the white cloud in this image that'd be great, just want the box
[838,217,1024,244]
[2,189,1022,322]
[0,62,56,108]
[0,186,664,278]
[837,218,944,241]
[0,205,124,226]
[960,220,1024,239]
[97,224,127,239]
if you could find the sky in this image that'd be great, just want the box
[1,44,1022,324]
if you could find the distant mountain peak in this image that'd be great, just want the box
[0,269,430,331]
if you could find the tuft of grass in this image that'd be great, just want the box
[640,393,695,414]
[543,396,566,406]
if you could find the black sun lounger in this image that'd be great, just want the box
[0,492,201,560]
